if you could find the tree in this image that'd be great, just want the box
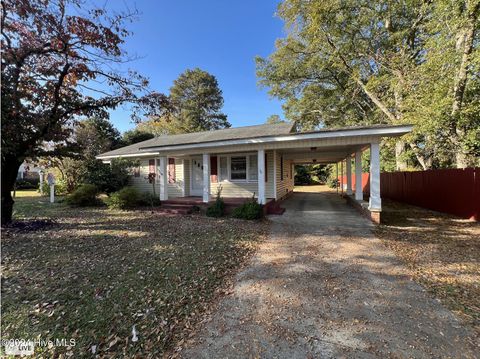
[257,0,480,169]
[122,128,155,145]
[266,114,286,124]
[143,68,230,134]
[76,117,122,158]
[1,0,168,224]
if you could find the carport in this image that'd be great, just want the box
[273,125,412,222]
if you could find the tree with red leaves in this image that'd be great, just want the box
[1,0,168,224]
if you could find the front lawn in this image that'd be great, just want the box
[375,200,480,334]
[2,194,266,357]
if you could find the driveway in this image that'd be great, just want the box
[182,191,478,358]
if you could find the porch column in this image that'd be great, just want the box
[335,163,339,194]
[257,149,266,204]
[159,156,168,201]
[340,161,344,193]
[355,150,363,201]
[202,153,210,203]
[368,142,381,211]
[346,155,353,195]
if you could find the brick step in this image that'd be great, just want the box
[155,208,192,215]
[161,203,198,210]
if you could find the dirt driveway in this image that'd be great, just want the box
[182,191,478,358]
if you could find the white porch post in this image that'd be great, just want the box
[368,142,382,211]
[273,150,277,200]
[202,153,210,203]
[346,155,353,195]
[159,156,168,201]
[340,160,344,193]
[336,163,339,194]
[355,150,363,201]
[257,149,266,204]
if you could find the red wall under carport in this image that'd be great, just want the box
[339,168,480,221]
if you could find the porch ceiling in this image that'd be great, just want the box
[279,144,366,164]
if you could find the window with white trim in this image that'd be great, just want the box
[230,156,247,180]
[248,155,258,181]
[217,154,259,182]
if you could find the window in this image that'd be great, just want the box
[219,157,228,181]
[230,156,247,180]
[248,155,258,181]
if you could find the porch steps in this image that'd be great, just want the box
[265,201,286,215]
[155,203,196,215]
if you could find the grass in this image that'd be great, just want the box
[2,193,267,357]
[375,199,480,334]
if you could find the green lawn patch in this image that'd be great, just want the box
[2,196,266,357]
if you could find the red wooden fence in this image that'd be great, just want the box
[339,168,480,221]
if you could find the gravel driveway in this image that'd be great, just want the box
[182,191,478,358]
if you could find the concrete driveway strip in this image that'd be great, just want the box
[182,191,478,359]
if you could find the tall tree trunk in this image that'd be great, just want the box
[451,1,479,168]
[395,140,408,171]
[1,155,22,225]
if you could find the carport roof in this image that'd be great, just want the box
[97,123,412,159]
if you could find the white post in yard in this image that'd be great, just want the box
[368,142,382,211]
[257,149,266,204]
[355,150,363,201]
[346,155,353,195]
[159,156,168,201]
[47,172,55,203]
[202,153,210,203]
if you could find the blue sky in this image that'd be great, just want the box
[109,0,285,133]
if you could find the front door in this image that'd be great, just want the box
[190,156,204,196]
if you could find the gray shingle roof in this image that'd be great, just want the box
[97,122,295,158]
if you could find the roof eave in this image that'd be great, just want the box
[137,124,413,153]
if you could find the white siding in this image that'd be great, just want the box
[129,158,185,198]
[209,150,275,199]
[276,154,294,200]
[129,158,156,195]
[167,159,184,198]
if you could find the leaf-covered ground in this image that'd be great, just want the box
[2,194,267,357]
[375,199,480,334]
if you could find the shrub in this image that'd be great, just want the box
[65,184,99,206]
[39,178,68,196]
[206,188,225,217]
[327,177,339,189]
[82,158,135,194]
[232,196,263,220]
[15,179,37,190]
[139,192,161,207]
[106,187,142,210]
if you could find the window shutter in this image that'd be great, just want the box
[149,159,155,175]
[265,153,268,182]
[168,158,175,183]
[210,156,218,183]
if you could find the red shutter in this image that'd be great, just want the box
[210,156,218,183]
[149,159,155,175]
[265,153,268,182]
[168,158,175,183]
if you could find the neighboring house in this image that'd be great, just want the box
[97,123,412,220]
[17,161,43,181]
